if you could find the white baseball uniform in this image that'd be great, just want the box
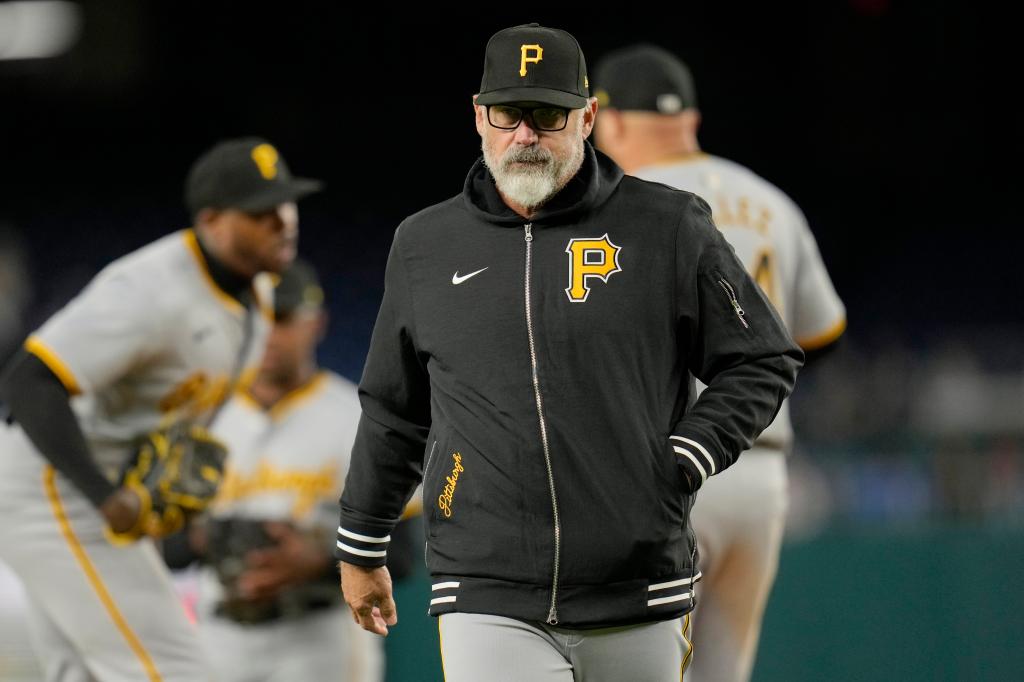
[0,229,272,682]
[636,153,845,682]
[198,370,384,682]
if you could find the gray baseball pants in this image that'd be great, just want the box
[438,611,692,681]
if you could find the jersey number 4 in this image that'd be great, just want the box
[752,248,783,315]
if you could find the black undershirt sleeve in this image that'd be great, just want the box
[0,349,116,507]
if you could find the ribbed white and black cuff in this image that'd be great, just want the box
[335,519,393,567]
[669,434,717,490]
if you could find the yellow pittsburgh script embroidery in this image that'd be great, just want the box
[158,371,233,423]
[438,452,464,519]
[216,461,338,518]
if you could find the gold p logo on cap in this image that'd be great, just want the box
[520,44,543,77]
[251,143,279,180]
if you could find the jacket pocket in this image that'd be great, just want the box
[713,270,750,329]
[423,437,446,534]
[425,433,469,539]
[423,439,440,484]
[639,433,688,527]
[422,438,439,565]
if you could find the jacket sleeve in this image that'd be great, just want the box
[336,230,431,567]
[671,196,804,491]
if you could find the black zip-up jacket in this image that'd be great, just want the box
[337,143,803,628]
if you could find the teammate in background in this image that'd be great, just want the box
[191,259,416,682]
[0,137,319,682]
[594,45,846,682]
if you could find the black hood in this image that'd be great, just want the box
[462,140,624,226]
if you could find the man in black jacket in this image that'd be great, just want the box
[337,23,803,681]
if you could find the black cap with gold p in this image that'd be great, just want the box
[184,137,322,216]
[476,23,589,109]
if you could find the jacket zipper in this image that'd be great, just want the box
[685,494,698,609]
[716,276,749,329]
[524,223,562,625]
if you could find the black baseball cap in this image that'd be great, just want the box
[273,258,324,319]
[476,23,589,109]
[184,137,322,215]
[593,44,698,114]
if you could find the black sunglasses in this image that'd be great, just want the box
[486,105,570,132]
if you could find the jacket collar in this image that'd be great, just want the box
[462,141,624,226]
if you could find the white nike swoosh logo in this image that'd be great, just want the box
[452,267,488,285]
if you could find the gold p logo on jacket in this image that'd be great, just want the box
[565,235,622,302]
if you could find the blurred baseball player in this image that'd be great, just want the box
[193,259,386,682]
[0,137,320,682]
[594,45,846,682]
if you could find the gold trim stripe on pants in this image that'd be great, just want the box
[43,465,164,682]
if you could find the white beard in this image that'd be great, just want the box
[483,131,586,212]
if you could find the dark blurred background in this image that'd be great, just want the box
[1,2,1021,681]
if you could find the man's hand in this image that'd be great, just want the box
[100,486,144,535]
[341,562,397,636]
[236,522,329,601]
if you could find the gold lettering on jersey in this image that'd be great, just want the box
[565,234,622,302]
[714,196,772,235]
[736,197,752,228]
[753,247,784,314]
[197,376,230,412]
[159,372,208,413]
[437,452,463,519]
[235,366,260,393]
[753,207,772,235]
[251,144,279,180]
[520,44,543,77]
[158,372,231,419]
[215,461,339,519]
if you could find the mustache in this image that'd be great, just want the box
[501,144,553,168]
